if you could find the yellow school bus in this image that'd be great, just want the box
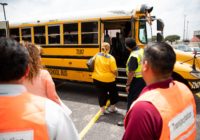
[8,4,200,92]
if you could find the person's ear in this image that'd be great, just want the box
[142,60,149,72]
[19,65,30,83]
[24,65,30,78]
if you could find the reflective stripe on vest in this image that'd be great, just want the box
[127,81,196,140]
[0,92,49,140]
[126,48,144,78]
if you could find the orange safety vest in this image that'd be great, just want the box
[128,81,196,140]
[0,92,49,140]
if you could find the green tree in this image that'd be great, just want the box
[164,35,180,44]
[148,35,157,42]
[151,35,157,42]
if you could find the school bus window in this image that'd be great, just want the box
[22,28,32,42]
[34,26,46,44]
[139,19,147,44]
[0,29,6,38]
[10,28,20,42]
[81,22,98,44]
[48,25,60,44]
[63,23,78,44]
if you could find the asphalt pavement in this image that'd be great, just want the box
[55,80,200,140]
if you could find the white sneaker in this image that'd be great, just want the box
[108,107,119,113]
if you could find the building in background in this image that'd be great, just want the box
[190,30,200,47]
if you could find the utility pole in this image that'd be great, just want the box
[0,3,8,20]
[186,20,189,40]
[0,2,9,37]
[183,15,186,41]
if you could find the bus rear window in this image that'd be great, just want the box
[81,22,98,44]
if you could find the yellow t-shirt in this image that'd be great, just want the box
[92,53,117,83]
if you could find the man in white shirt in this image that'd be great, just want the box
[0,37,80,140]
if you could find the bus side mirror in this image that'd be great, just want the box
[157,33,163,42]
[157,19,164,31]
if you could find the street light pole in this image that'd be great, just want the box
[186,20,189,40]
[0,2,9,37]
[183,15,186,41]
[0,3,8,21]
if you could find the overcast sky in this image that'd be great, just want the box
[0,0,200,39]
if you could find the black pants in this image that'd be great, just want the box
[93,79,119,107]
[127,77,146,111]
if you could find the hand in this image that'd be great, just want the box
[126,85,130,94]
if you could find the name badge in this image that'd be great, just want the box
[0,130,33,140]
[168,105,195,140]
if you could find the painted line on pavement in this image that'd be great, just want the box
[79,100,110,140]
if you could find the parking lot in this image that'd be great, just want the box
[55,80,200,140]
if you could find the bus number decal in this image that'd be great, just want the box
[76,49,84,55]
[190,81,200,90]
